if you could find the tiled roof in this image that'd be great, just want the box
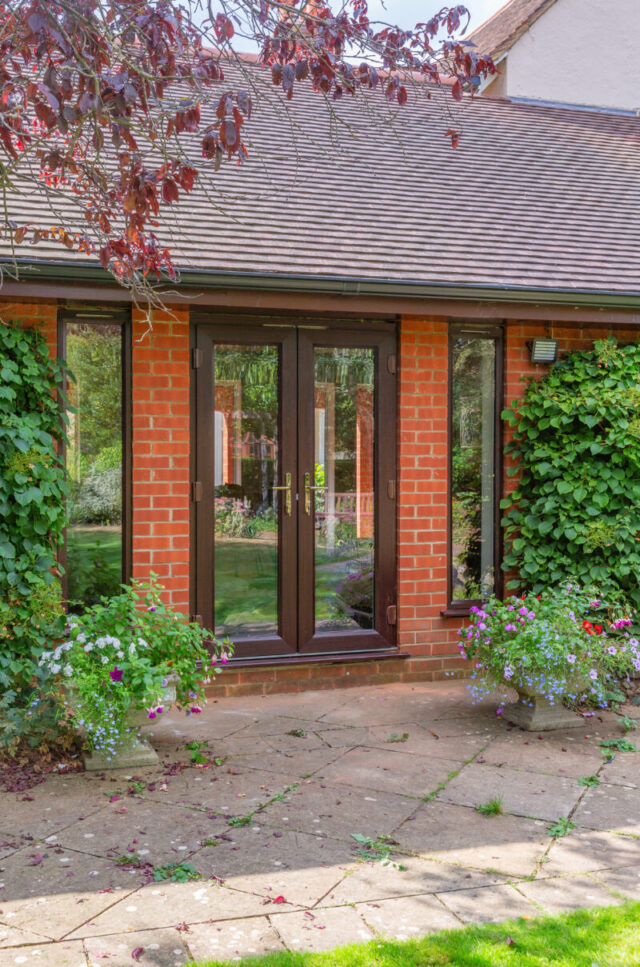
[467,0,559,60]
[3,77,640,297]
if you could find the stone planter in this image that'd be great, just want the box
[503,677,587,731]
[65,677,177,771]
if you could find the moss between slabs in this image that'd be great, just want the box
[194,901,640,967]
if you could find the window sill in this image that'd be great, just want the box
[441,607,475,618]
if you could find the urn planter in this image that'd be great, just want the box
[503,679,587,731]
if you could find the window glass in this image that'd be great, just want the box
[450,333,496,601]
[65,323,123,608]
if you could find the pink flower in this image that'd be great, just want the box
[147,709,157,719]
[156,706,164,714]
[109,666,123,682]
[190,706,202,714]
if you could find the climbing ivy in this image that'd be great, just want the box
[0,323,69,748]
[501,338,640,607]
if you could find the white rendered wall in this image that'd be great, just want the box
[502,0,640,111]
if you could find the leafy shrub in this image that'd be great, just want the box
[69,466,121,525]
[0,323,69,749]
[502,338,640,605]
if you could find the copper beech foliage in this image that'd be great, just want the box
[0,0,495,292]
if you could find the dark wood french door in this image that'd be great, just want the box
[193,319,396,659]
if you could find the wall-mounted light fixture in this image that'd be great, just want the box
[529,338,558,364]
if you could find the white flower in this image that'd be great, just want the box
[137,637,148,649]
[50,663,61,675]
[53,646,62,661]
[76,632,87,645]
[101,656,109,664]
[62,641,73,652]
[84,643,94,653]
[63,664,73,677]
[117,651,124,659]
[95,637,108,649]
[128,643,137,655]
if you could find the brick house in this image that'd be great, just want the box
[2,85,640,696]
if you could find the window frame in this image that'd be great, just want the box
[446,321,504,614]
[57,307,132,604]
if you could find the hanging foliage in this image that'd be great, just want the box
[0,323,69,748]
[501,338,640,607]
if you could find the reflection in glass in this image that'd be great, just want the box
[314,347,375,631]
[451,335,496,601]
[65,324,123,608]
[213,344,279,638]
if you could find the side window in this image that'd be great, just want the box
[60,313,130,608]
[449,325,502,606]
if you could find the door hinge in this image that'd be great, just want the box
[191,481,203,502]
[386,604,397,626]
[192,347,202,369]
[387,480,396,500]
[387,354,397,375]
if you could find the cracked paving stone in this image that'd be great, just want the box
[260,779,418,841]
[573,784,640,834]
[191,826,354,906]
[394,801,548,877]
[84,927,190,966]
[0,923,51,948]
[439,883,538,924]
[365,723,497,761]
[438,763,581,821]
[0,846,138,940]
[270,906,374,952]
[317,747,464,797]
[66,880,287,938]
[320,856,506,906]
[138,768,296,814]
[232,746,346,778]
[184,916,285,961]
[592,865,640,900]
[57,800,219,865]
[0,939,87,966]
[358,894,460,938]
[233,717,343,739]
[0,778,107,841]
[516,875,623,913]
[543,828,640,875]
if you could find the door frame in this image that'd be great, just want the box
[191,314,397,660]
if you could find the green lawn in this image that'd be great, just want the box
[66,526,122,607]
[194,902,640,967]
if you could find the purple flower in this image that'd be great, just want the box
[477,622,487,631]
[156,706,164,714]
[527,611,536,620]
[109,666,123,683]
[505,623,516,632]
[589,669,598,680]
[147,709,157,719]
[567,654,576,664]
[148,606,157,612]
[607,646,617,656]
[190,706,202,714]
[519,606,528,616]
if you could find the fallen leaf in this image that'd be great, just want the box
[273,895,286,904]
[132,946,144,960]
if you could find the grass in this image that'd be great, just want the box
[192,901,640,966]
[475,796,503,816]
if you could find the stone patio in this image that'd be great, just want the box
[1,680,639,966]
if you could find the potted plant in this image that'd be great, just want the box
[460,584,640,730]
[39,576,232,769]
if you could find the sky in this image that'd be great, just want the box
[363,0,507,33]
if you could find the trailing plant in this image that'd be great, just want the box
[501,339,640,605]
[0,323,69,749]
[461,584,640,709]
[38,576,232,759]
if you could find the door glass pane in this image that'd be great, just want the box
[213,344,279,638]
[65,323,123,608]
[314,347,375,631]
[450,335,496,600]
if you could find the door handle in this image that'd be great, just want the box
[304,472,328,515]
[272,472,292,516]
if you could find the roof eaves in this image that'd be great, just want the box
[5,259,640,311]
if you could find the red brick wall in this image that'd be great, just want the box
[131,309,191,611]
[0,298,57,354]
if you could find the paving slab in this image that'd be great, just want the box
[543,829,640,875]
[573,784,640,834]
[438,763,581,821]
[232,747,346,778]
[439,883,538,924]
[191,826,355,906]
[357,894,460,938]
[184,917,285,962]
[479,731,604,779]
[516,875,623,913]
[260,779,418,841]
[270,906,374,952]
[57,799,219,864]
[316,747,463,798]
[0,846,139,940]
[600,755,640,789]
[84,928,190,966]
[366,723,496,761]
[0,923,51,947]
[127,767,297,815]
[592,865,640,900]
[0,778,107,841]
[394,801,548,877]
[0,940,87,966]
[320,856,506,906]
[67,881,276,938]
